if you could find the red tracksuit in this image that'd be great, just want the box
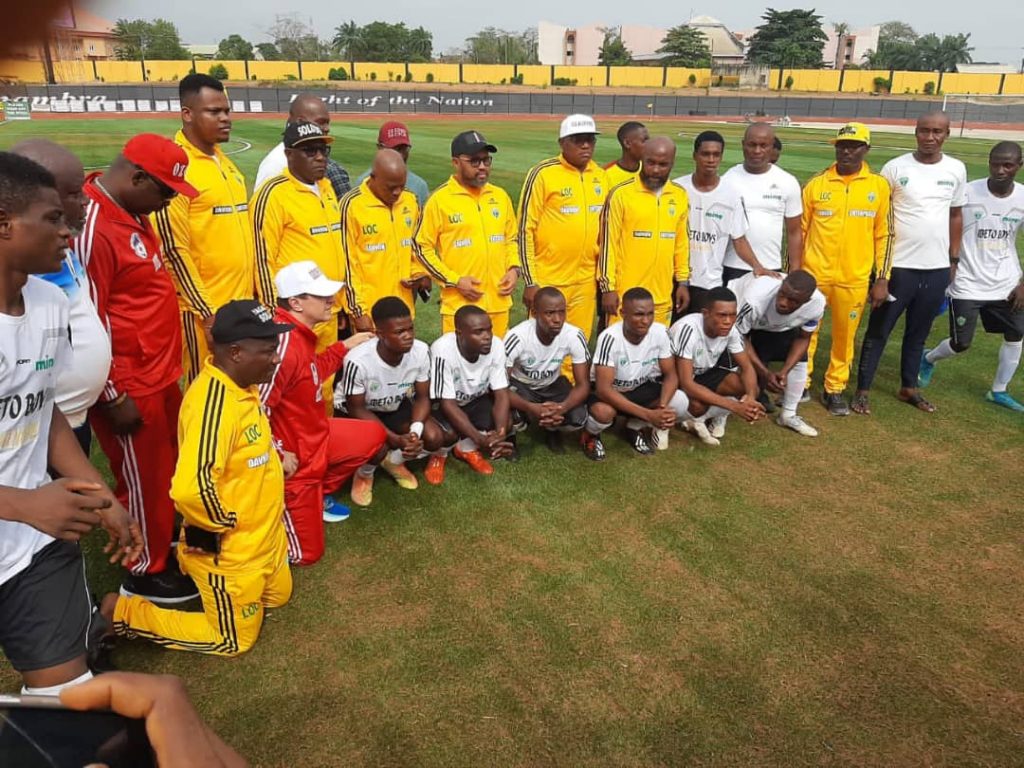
[78,175,183,576]
[260,308,385,566]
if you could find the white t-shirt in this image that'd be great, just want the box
[0,278,71,585]
[336,339,430,413]
[675,174,748,289]
[881,152,968,270]
[504,318,590,390]
[732,274,826,335]
[722,164,802,270]
[429,332,508,404]
[592,322,672,392]
[950,179,1024,301]
[670,313,745,376]
[254,142,288,192]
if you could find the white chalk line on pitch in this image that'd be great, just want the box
[80,138,253,171]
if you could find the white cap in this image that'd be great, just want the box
[559,114,599,139]
[274,261,344,299]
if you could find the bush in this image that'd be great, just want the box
[328,67,348,81]
[284,74,297,81]
[784,75,794,90]
[426,72,434,83]
[370,71,377,81]
[404,71,413,82]
[923,81,936,95]
[688,73,697,86]
[551,77,577,86]
[510,73,523,85]
[208,63,228,81]
[872,76,891,93]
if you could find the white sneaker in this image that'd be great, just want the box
[777,412,818,437]
[683,419,720,446]
[707,416,727,439]
[653,427,670,450]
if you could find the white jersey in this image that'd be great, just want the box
[675,174,747,289]
[429,332,508,404]
[593,322,672,392]
[337,339,430,413]
[950,179,1024,301]
[732,274,826,335]
[881,152,968,270]
[670,313,745,376]
[254,142,288,192]
[722,164,802,270]
[0,278,71,586]
[504,318,590,390]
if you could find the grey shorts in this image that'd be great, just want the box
[510,376,588,429]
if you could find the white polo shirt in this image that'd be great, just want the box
[722,164,802,271]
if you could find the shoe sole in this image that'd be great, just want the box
[987,394,1024,412]
[118,586,199,605]
[323,513,351,523]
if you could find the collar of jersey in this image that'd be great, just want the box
[174,129,227,164]
[204,357,262,401]
[283,168,329,196]
[826,161,874,182]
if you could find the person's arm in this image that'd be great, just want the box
[677,356,741,412]
[505,373,544,422]
[949,207,964,263]
[345,391,404,449]
[251,187,285,306]
[439,397,486,444]
[731,235,774,276]
[594,365,657,422]
[870,180,894,308]
[778,330,812,381]
[657,355,679,408]
[784,215,803,272]
[673,197,691,312]
[490,387,511,442]
[497,194,520,297]
[153,195,215,320]
[413,197,460,289]
[598,192,622,316]
[170,395,238,533]
[517,164,545,308]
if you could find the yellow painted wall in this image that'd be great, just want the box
[299,62,344,80]
[407,62,460,83]
[353,62,407,82]
[517,65,550,86]
[772,69,841,92]
[1001,74,1024,94]
[143,61,192,82]
[462,64,514,84]
[664,68,711,88]
[0,60,48,82]
[890,71,938,94]
[839,69,894,93]
[95,60,145,82]
[201,60,245,81]
[553,65,603,86]
[248,61,300,80]
[52,60,95,83]
[940,73,1002,94]
[608,67,655,87]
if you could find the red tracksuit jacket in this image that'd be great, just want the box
[77,174,182,401]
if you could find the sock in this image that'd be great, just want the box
[993,340,1022,392]
[456,437,477,453]
[625,417,646,431]
[433,446,452,457]
[386,449,404,465]
[781,362,808,417]
[23,670,93,697]
[584,415,611,435]
[667,390,690,422]
[704,405,731,423]
[926,338,957,364]
[357,464,376,478]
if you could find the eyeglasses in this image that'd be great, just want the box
[134,166,177,201]
[565,134,596,146]
[297,144,332,158]
[458,155,493,168]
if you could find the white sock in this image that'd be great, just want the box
[434,446,452,457]
[667,390,690,422]
[781,362,808,417]
[625,417,647,431]
[23,670,93,696]
[357,464,376,477]
[703,404,731,423]
[386,449,404,465]
[993,340,1022,392]
[456,437,477,453]
[926,338,957,364]
[584,415,611,435]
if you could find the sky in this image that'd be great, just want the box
[88,0,1022,65]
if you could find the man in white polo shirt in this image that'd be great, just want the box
[721,123,803,283]
[854,111,967,414]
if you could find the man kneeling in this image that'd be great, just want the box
[429,305,514,480]
[671,286,765,446]
[587,287,690,458]
[504,287,592,456]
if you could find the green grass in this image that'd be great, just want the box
[2,117,1024,767]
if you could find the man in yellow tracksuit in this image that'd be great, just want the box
[518,114,607,342]
[598,136,690,327]
[340,148,424,329]
[251,120,346,353]
[801,123,893,414]
[105,300,295,656]
[154,74,254,386]
[414,130,519,337]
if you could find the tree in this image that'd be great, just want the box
[255,42,281,61]
[918,32,973,72]
[113,18,190,61]
[332,20,362,61]
[217,34,253,60]
[464,27,538,64]
[865,26,972,72]
[746,8,828,68]
[266,14,329,61]
[598,29,632,66]
[331,21,432,62]
[879,21,918,46]
[657,25,711,68]
[832,21,849,69]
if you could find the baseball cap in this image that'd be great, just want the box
[559,114,600,139]
[378,121,411,148]
[275,261,344,299]
[283,121,335,149]
[122,134,199,199]
[831,122,871,146]
[451,130,497,157]
[211,300,293,344]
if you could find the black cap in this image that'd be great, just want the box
[283,120,335,149]
[211,300,293,344]
[451,130,497,157]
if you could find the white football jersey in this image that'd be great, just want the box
[592,322,672,392]
[504,318,590,390]
[429,332,508,403]
[337,339,430,413]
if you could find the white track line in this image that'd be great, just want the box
[81,137,252,171]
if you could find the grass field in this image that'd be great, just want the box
[2,117,1023,767]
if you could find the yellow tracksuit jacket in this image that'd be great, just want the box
[414,176,519,317]
[604,162,639,189]
[517,155,607,288]
[598,178,690,307]
[340,179,422,318]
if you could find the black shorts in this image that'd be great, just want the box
[950,298,1024,346]
[433,393,495,434]
[722,266,751,285]
[510,376,588,429]
[750,328,805,363]
[374,398,414,434]
[0,540,91,672]
[694,351,738,392]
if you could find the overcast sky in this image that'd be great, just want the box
[89,0,1021,64]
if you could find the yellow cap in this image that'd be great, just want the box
[831,122,871,145]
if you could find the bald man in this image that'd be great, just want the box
[340,149,426,330]
[721,123,803,283]
[11,140,112,454]
[255,94,351,197]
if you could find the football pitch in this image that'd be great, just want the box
[2,116,1023,767]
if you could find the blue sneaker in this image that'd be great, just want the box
[322,496,351,523]
[918,351,935,387]
[986,390,1024,412]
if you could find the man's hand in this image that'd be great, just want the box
[674,283,690,313]
[647,406,677,430]
[15,478,110,541]
[352,315,374,333]
[536,401,565,429]
[730,395,766,423]
[869,278,890,310]
[281,451,299,478]
[482,428,514,459]
[1009,283,1024,312]
[398,432,424,459]
[105,395,143,436]
[753,266,783,279]
[601,290,620,318]
[93,495,143,566]
[497,268,519,297]
[522,284,538,313]
[344,331,375,350]
[456,276,484,302]
[762,369,786,393]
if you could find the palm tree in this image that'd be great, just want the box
[332,21,362,62]
[832,22,850,69]
[406,27,432,62]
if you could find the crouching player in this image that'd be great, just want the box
[733,270,825,436]
[338,296,455,496]
[429,305,514,480]
[504,287,592,455]
[671,286,765,446]
[586,287,690,458]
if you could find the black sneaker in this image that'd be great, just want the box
[545,430,566,454]
[627,428,655,456]
[580,432,606,461]
[120,570,199,605]
[822,391,850,416]
[756,390,777,414]
[86,598,117,673]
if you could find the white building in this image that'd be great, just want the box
[823,25,880,68]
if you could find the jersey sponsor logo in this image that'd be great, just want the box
[977,228,1014,239]
[489,234,505,243]
[129,232,148,260]
[247,451,270,469]
[937,180,955,188]
[454,238,473,248]
[310,225,329,235]
[762,193,783,202]
[560,187,574,198]
[668,202,677,217]
[867,192,877,203]
[632,230,652,238]
[448,213,464,224]
[559,205,580,215]
[331,222,342,232]
[362,223,378,235]
[898,176,909,187]
[659,232,675,239]
[849,209,876,218]
[15,358,30,365]
[819,191,832,201]
[212,205,234,215]
[588,204,603,213]
[364,243,386,253]
[816,210,834,217]
[243,423,262,444]
[705,211,723,221]
[240,602,260,619]
[34,357,54,371]
[691,231,718,244]
[491,208,501,219]
[0,389,51,422]
[401,238,412,247]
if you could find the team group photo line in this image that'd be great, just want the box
[2,72,1022,694]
